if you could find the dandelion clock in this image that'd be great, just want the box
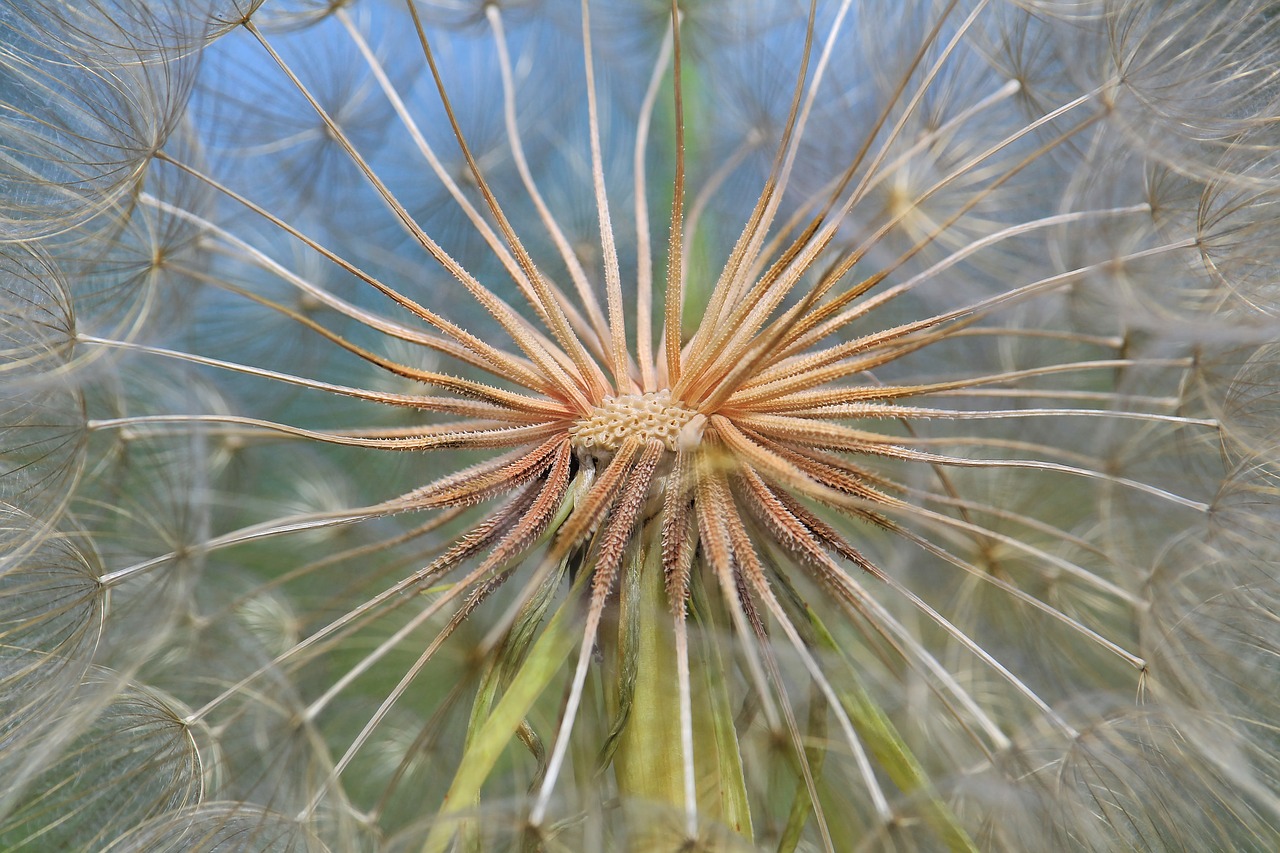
[2,0,1279,850]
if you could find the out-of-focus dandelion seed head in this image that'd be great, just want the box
[3,0,1279,850]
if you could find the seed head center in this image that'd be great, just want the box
[570,389,703,453]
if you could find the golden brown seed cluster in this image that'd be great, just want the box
[569,390,700,453]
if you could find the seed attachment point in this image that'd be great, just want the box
[570,389,700,453]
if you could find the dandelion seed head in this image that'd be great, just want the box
[3,0,1279,849]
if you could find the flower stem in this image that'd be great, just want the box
[611,520,752,849]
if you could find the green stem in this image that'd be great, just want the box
[611,522,689,849]
[611,526,752,849]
